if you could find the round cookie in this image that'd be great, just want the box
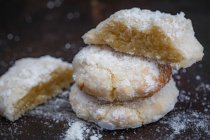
[69,79,178,130]
[73,46,172,102]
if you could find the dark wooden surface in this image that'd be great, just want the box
[0,0,210,139]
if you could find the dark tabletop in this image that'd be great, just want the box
[0,0,210,139]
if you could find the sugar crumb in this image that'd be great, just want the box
[195,75,201,80]
[64,121,85,140]
[64,121,102,140]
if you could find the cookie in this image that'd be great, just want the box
[0,56,73,121]
[73,46,172,102]
[83,8,203,68]
[69,79,178,130]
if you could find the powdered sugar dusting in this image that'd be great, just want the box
[160,110,210,139]
[0,55,71,90]
[0,60,209,139]
[112,108,127,120]
[27,90,103,139]
[64,121,102,140]
[73,46,162,101]
[28,91,73,122]
[64,121,84,140]
[110,8,193,40]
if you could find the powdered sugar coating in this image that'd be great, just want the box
[83,8,204,68]
[0,55,72,121]
[69,79,178,130]
[73,46,171,101]
[109,8,192,40]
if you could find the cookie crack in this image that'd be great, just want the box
[95,64,116,101]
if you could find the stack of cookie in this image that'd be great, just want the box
[70,8,203,130]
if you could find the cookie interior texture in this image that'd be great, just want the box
[69,79,178,130]
[0,56,73,121]
[85,22,183,62]
[83,8,204,68]
[13,68,72,121]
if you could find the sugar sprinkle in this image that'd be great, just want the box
[64,121,102,140]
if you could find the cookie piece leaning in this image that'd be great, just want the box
[0,56,73,121]
[69,79,178,130]
[73,46,172,102]
[83,8,204,68]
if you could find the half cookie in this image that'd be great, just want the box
[73,46,172,102]
[0,56,73,121]
[83,8,204,68]
[69,79,178,130]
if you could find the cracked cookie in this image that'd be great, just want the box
[72,46,172,102]
[0,56,73,121]
[69,79,178,130]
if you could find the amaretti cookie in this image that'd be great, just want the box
[69,79,178,130]
[73,45,172,101]
[83,8,204,68]
[0,56,73,121]
[70,8,204,130]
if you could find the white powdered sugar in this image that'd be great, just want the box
[0,55,72,121]
[64,121,85,140]
[0,55,208,139]
[69,79,178,130]
[196,82,210,92]
[160,110,210,139]
[73,46,162,101]
[178,90,191,103]
[105,8,194,39]
[28,91,73,122]
[27,90,103,140]
[64,121,102,140]
[167,66,210,139]
[0,55,71,90]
